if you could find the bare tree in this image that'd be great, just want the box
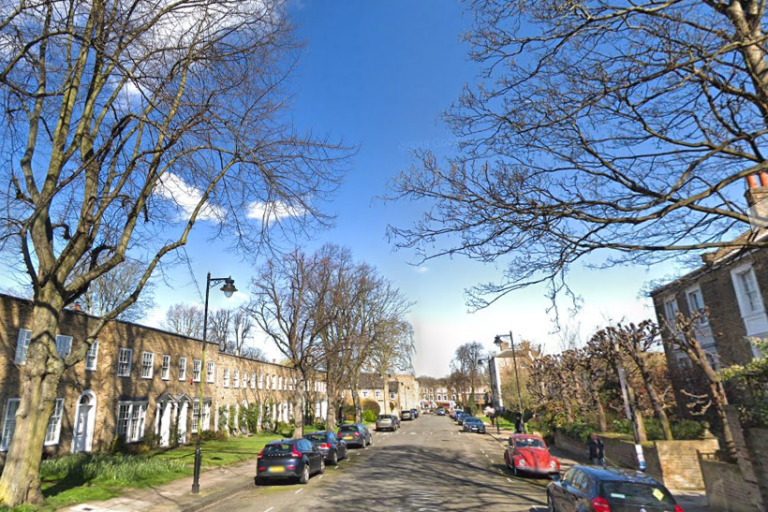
[79,260,156,322]
[368,320,416,414]
[163,303,204,339]
[450,342,486,409]
[388,0,768,309]
[0,0,348,504]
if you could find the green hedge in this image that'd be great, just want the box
[613,418,704,441]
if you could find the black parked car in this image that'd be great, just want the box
[337,423,373,448]
[400,409,413,421]
[304,431,348,465]
[547,465,683,512]
[410,408,419,419]
[255,439,325,485]
[462,416,486,434]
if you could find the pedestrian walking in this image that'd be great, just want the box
[587,433,605,466]
[515,414,525,434]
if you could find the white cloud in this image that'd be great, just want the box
[246,200,305,224]
[155,173,224,221]
[413,266,430,274]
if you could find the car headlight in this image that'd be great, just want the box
[550,461,557,468]
[517,459,526,467]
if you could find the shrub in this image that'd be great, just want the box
[362,399,380,416]
[194,430,227,442]
[559,421,597,442]
[363,409,377,423]
[108,434,127,455]
[40,453,185,486]
[276,421,294,438]
[313,421,326,431]
[528,418,555,444]
[671,419,705,440]
[243,403,259,433]
[228,405,238,435]
[218,406,229,433]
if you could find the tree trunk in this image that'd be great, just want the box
[633,352,673,440]
[292,373,305,439]
[381,374,390,415]
[625,383,648,443]
[352,380,362,423]
[325,381,337,431]
[711,380,738,461]
[0,298,64,506]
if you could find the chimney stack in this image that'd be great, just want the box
[499,341,510,352]
[745,174,768,230]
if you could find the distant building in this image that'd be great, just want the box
[488,340,540,412]
[349,373,420,414]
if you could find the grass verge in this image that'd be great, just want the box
[0,433,281,512]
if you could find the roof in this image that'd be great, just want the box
[574,465,663,485]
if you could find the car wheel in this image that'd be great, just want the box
[330,450,338,465]
[547,493,558,512]
[299,463,310,484]
[368,436,373,446]
[254,477,262,486]
[319,459,326,474]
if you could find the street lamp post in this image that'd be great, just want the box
[192,273,237,495]
[495,331,524,422]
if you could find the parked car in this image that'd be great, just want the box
[505,434,560,478]
[547,465,682,512]
[410,408,419,419]
[457,412,468,425]
[400,409,413,421]
[436,408,446,416]
[303,431,348,465]
[376,414,398,431]
[337,423,373,448]
[462,416,486,434]
[255,439,325,485]
[450,408,463,420]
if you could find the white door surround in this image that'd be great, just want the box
[72,390,97,453]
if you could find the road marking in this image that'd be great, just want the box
[318,475,324,480]
[295,488,303,495]
[335,465,340,469]
[264,508,274,512]
[507,478,512,483]
[490,460,495,463]
[485,454,489,458]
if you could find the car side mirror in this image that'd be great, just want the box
[551,473,561,482]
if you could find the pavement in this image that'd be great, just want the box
[484,422,712,512]
[59,417,713,512]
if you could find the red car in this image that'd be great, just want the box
[504,434,560,478]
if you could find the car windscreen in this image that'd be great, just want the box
[600,482,676,505]
[264,443,295,454]
[304,434,326,442]
[338,425,358,432]
[514,438,545,449]
[464,417,480,423]
[377,415,391,420]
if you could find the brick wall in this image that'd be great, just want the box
[555,430,718,490]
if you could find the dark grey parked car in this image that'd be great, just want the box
[547,465,681,512]
[304,431,348,465]
[255,439,325,485]
[400,409,413,421]
[337,423,373,448]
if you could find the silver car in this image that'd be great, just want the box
[376,414,398,431]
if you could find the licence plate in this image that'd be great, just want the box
[268,466,285,473]
[344,436,354,440]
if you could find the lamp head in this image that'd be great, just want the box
[220,278,237,298]
[493,335,502,345]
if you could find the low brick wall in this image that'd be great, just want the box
[555,430,719,489]
[701,459,764,512]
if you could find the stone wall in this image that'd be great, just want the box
[701,458,765,512]
[555,430,719,490]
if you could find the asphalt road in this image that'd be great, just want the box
[214,414,551,512]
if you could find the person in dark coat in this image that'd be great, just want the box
[514,414,525,434]
[587,433,605,466]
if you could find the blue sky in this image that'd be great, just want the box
[1,1,680,376]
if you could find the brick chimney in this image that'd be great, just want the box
[499,341,510,352]
[745,173,768,230]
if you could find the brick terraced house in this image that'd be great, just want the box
[0,293,328,460]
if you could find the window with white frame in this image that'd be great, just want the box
[266,374,271,390]
[362,390,369,398]
[686,287,708,325]
[207,361,215,383]
[251,372,256,389]
[161,355,171,380]
[271,375,276,389]
[179,357,187,380]
[55,335,72,358]
[203,401,211,431]
[258,374,263,389]
[242,370,248,389]
[375,390,381,399]
[278,376,282,390]
[117,348,133,377]
[233,370,239,388]
[1,399,20,451]
[14,329,31,365]
[141,352,154,379]
[85,340,99,371]
[223,368,230,388]
[116,401,147,442]
[193,359,202,382]
[736,266,763,313]
[664,297,680,330]
[390,392,395,400]
[44,398,65,446]
[191,402,200,434]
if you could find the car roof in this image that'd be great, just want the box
[510,434,544,440]
[572,465,664,485]
[304,431,330,436]
[267,439,299,445]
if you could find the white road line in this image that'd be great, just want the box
[295,488,303,495]
[490,460,495,463]
[318,475,324,480]
[264,507,274,512]
[507,478,512,483]
[485,454,489,458]
[335,466,340,469]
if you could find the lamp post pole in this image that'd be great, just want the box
[508,330,524,420]
[192,273,237,494]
